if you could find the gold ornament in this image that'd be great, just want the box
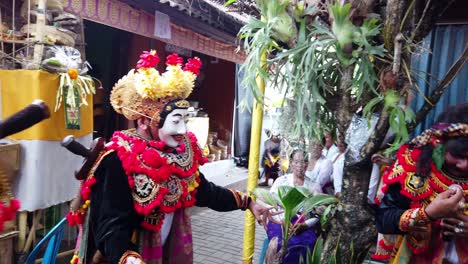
[174,100,190,108]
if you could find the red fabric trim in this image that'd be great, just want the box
[406,240,429,255]
[396,145,421,172]
[371,253,391,261]
[399,187,433,203]
[381,163,398,184]
[141,218,165,232]
[430,164,468,199]
[133,188,169,215]
[381,144,435,203]
[374,197,381,206]
[378,239,394,251]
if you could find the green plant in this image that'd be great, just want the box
[363,89,416,153]
[253,187,338,262]
[238,1,425,155]
[300,237,371,264]
[239,3,388,141]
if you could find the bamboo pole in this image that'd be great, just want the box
[23,210,42,253]
[16,211,27,252]
[241,51,266,264]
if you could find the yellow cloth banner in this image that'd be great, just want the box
[0,70,93,141]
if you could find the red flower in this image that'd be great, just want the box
[9,199,20,212]
[151,141,166,150]
[142,149,161,167]
[156,166,171,182]
[183,57,202,75]
[81,186,91,201]
[176,143,185,153]
[136,50,160,69]
[66,213,77,226]
[166,53,183,66]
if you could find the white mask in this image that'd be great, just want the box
[158,109,189,148]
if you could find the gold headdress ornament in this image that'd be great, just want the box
[110,50,202,123]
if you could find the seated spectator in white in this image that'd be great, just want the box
[367,153,396,203]
[267,149,321,263]
[305,140,334,194]
[322,131,339,161]
[271,149,322,196]
[331,139,348,198]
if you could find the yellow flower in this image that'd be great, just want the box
[135,68,160,98]
[187,177,199,192]
[159,65,194,99]
[68,69,79,80]
[133,64,197,100]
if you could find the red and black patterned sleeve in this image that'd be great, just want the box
[195,173,251,211]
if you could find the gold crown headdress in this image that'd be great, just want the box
[110,50,201,123]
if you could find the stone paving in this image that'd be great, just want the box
[191,206,267,264]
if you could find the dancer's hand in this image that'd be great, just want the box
[371,154,394,166]
[441,212,468,238]
[248,201,283,230]
[425,188,463,220]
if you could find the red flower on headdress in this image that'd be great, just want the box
[9,199,20,212]
[166,53,184,66]
[183,57,202,75]
[136,50,160,69]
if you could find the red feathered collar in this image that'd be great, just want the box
[381,144,468,209]
[105,130,207,231]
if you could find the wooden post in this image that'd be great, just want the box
[0,7,4,67]
[32,0,46,67]
[16,211,27,252]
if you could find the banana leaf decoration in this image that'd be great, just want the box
[54,69,98,112]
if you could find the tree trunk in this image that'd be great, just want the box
[321,162,376,263]
[320,1,450,260]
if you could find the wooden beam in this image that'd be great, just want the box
[120,0,239,45]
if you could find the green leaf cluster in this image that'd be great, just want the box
[253,186,338,261]
[239,2,387,141]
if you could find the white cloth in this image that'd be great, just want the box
[12,134,92,211]
[161,212,174,245]
[331,152,345,194]
[367,163,381,204]
[322,144,339,161]
[443,241,459,264]
[305,157,333,191]
[270,173,322,196]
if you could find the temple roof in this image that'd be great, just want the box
[121,0,252,45]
